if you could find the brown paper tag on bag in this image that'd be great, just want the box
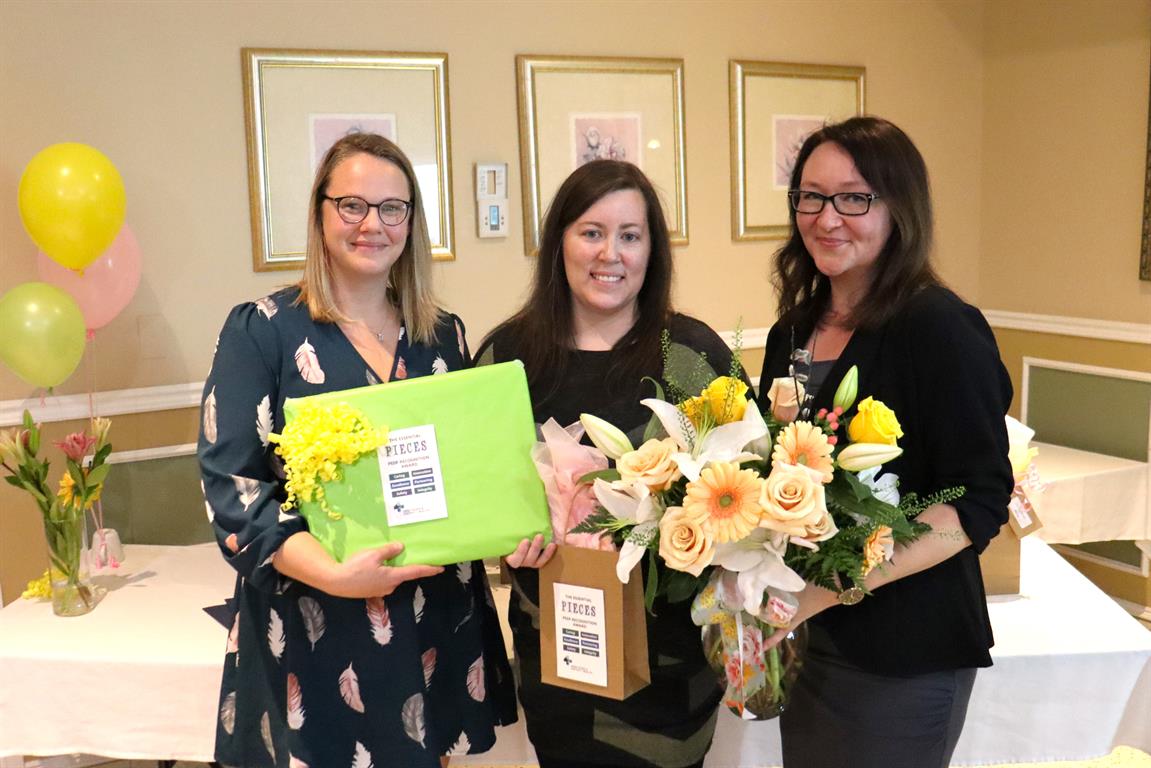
[539,545,651,700]
[1007,488,1044,537]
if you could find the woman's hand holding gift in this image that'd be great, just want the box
[332,542,445,597]
[505,533,558,569]
[274,534,443,598]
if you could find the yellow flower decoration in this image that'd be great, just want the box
[848,397,903,446]
[57,471,100,510]
[683,461,763,544]
[682,377,749,427]
[269,403,388,520]
[22,570,51,600]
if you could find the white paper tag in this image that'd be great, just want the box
[553,582,607,687]
[379,425,449,527]
[1009,492,1033,530]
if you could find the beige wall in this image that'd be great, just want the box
[0,0,987,400]
[981,0,1151,322]
[2,0,1150,597]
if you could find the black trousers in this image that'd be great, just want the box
[780,626,976,768]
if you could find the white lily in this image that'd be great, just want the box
[579,413,635,460]
[857,466,901,506]
[592,479,660,584]
[836,442,903,472]
[640,396,768,482]
[711,528,805,615]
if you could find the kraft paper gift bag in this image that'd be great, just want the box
[539,545,651,700]
[282,361,550,566]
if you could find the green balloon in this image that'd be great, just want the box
[0,282,86,388]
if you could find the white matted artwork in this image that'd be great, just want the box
[571,113,642,169]
[730,60,864,241]
[309,113,397,172]
[773,115,826,189]
[516,55,687,253]
[241,49,454,270]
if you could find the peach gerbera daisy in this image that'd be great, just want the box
[771,421,834,483]
[683,461,763,543]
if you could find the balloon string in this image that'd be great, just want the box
[85,331,104,537]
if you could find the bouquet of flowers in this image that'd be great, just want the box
[1,410,113,616]
[551,341,960,719]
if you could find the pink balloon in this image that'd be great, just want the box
[37,224,141,331]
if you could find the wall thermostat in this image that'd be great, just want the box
[476,162,508,238]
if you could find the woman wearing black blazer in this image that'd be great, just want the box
[758,117,1014,767]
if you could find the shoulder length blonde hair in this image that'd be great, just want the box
[295,132,442,345]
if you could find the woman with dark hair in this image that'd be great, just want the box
[475,160,745,768]
[199,133,515,768]
[758,116,1014,767]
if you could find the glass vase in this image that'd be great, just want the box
[701,610,807,720]
[43,512,95,617]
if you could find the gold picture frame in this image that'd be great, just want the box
[241,48,454,272]
[1141,58,1150,281]
[515,54,688,255]
[730,60,865,242]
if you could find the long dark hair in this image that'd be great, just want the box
[773,116,940,329]
[483,160,673,401]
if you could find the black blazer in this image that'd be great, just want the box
[760,285,1014,674]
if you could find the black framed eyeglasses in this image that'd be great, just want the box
[324,195,413,226]
[788,189,880,216]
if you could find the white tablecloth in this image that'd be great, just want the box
[1031,441,1150,545]
[0,545,233,762]
[2,539,1149,765]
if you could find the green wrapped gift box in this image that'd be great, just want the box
[283,361,550,566]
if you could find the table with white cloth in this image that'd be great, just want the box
[2,539,1149,766]
[1030,441,1150,547]
[0,545,232,764]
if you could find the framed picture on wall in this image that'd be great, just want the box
[730,60,865,241]
[241,48,454,272]
[1141,59,1150,281]
[516,55,687,254]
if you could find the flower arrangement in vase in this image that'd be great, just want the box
[1,410,112,616]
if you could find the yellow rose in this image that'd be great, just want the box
[861,526,894,576]
[764,377,806,423]
[617,437,682,492]
[847,397,903,446]
[658,505,716,576]
[758,462,836,542]
[683,377,749,426]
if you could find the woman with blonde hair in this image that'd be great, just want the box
[199,133,515,768]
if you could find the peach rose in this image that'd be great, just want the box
[758,462,836,543]
[764,377,806,423]
[658,505,716,576]
[617,437,682,492]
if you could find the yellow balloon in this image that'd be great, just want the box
[18,143,126,272]
[0,283,87,389]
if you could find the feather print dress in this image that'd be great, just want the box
[199,287,516,768]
